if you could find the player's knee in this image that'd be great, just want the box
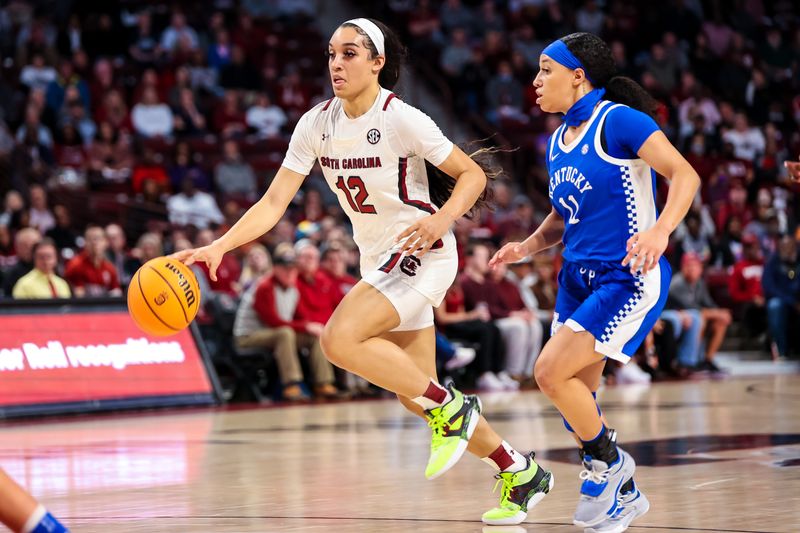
[533,358,558,397]
[320,322,353,367]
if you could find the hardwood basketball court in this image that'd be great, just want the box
[2,375,798,532]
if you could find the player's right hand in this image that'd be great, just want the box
[489,241,529,268]
[171,243,225,281]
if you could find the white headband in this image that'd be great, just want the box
[345,18,385,56]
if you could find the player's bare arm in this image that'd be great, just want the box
[621,131,700,275]
[173,166,305,280]
[489,208,564,267]
[396,145,486,257]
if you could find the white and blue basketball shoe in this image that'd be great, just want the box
[573,447,636,528]
[584,480,650,533]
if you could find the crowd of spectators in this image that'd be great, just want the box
[1,1,799,400]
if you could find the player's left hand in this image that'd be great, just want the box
[395,212,451,258]
[622,224,670,275]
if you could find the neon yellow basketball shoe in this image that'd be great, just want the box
[482,453,554,525]
[424,384,482,480]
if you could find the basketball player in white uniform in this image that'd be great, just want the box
[176,18,553,524]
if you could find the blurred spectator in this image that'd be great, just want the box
[134,232,163,264]
[213,91,247,138]
[319,242,357,298]
[168,141,211,192]
[88,121,133,184]
[45,205,79,253]
[645,43,678,94]
[233,248,339,400]
[132,87,173,139]
[295,241,342,325]
[12,238,70,299]
[214,140,257,200]
[486,61,524,122]
[56,14,82,57]
[440,0,474,35]
[131,146,169,194]
[672,211,713,266]
[435,279,508,391]
[722,112,765,162]
[489,261,542,385]
[207,29,233,71]
[496,194,539,242]
[105,223,140,288]
[715,181,753,234]
[58,85,96,144]
[576,0,606,36]
[513,25,545,67]
[531,255,557,314]
[728,233,765,336]
[440,27,472,78]
[27,184,55,234]
[16,104,53,148]
[19,52,56,91]
[462,243,527,390]
[219,45,259,91]
[1,228,41,296]
[763,235,800,359]
[235,243,272,295]
[172,87,208,138]
[0,191,25,230]
[160,12,199,56]
[275,67,311,121]
[45,59,89,114]
[668,253,731,372]
[54,122,88,172]
[95,90,132,135]
[128,10,160,65]
[246,92,287,138]
[64,225,122,297]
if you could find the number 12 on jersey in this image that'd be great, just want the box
[335,175,377,214]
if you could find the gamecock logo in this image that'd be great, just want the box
[400,255,421,276]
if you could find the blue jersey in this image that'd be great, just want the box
[546,100,660,263]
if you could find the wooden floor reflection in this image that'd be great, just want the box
[2,375,799,532]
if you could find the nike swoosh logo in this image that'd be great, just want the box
[550,152,559,162]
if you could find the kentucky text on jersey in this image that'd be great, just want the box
[548,165,593,199]
[319,156,383,170]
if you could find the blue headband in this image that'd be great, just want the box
[541,40,594,83]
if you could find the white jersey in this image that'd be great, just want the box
[282,88,457,258]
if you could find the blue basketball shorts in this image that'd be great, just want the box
[551,257,671,363]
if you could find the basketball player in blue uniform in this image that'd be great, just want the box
[491,32,700,532]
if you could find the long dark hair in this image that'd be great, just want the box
[425,144,505,218]
[560,32,658,118]
[339,19,407,90]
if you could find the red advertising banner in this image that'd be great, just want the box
[0,310,214,408]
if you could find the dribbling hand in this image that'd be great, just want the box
[622,225,669,275]
[171,242,225,281]
[489,242,529,268]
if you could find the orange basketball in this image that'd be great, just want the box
[127,256,201,336]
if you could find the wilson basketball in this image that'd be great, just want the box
[127,256,201,337]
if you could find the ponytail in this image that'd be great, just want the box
[340,18,407,90]
[425,144,506,218]
[604,76,658,119]
[560,32,658,118]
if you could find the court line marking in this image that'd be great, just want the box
[690,477,736,490]
[63,515,780,532]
